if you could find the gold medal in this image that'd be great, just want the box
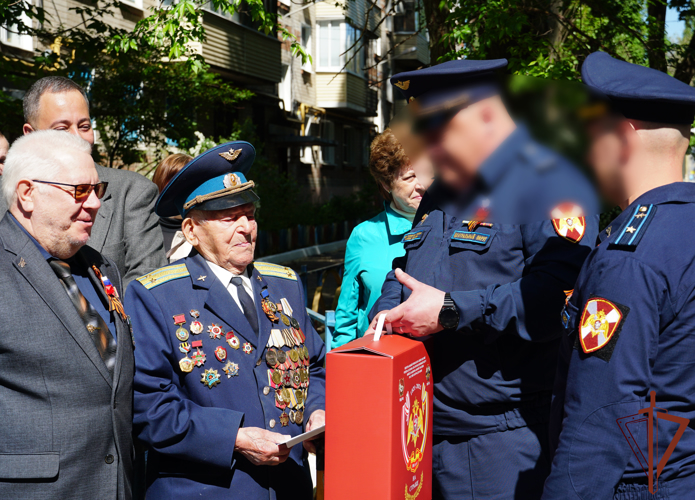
[266,348,278,367]
[289,410,296,424]
[175,327,189,342]
[272,369,283,385]
[289,348,300,364]
[295,389,304,406]
[179,356,194,373]
[295,409,304,425]
[281,313,291,326]
[281,387,292,403]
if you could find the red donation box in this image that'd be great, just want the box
[325,334,433,500]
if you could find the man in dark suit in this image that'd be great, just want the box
[0,76,166,287]
[0,129,135,499]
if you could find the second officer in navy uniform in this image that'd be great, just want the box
[543,53,695,499]
[124,141,326,499]
[367,59,599,498]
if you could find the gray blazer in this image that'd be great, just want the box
[0,214,135,499]
[0,165,167,289]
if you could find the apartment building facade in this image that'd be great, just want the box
[0,0,429,201]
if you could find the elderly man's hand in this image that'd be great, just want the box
[385,269,446,338]
[303,409,325,454]
[234,427,292,466]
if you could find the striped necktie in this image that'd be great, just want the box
[49,259,117,377]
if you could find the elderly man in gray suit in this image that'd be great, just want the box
[0,130,134,499]
[0,76,166,287]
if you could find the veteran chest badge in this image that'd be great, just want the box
[551,203,586,243]
[578,296,629,360]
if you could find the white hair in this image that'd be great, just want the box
[3,130,93,207]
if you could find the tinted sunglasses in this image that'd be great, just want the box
[32,180,109,201]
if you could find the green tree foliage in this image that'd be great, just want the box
[440,0,695,83]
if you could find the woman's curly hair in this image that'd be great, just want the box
[369,128,410,202]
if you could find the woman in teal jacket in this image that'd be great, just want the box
[333,129,432,348]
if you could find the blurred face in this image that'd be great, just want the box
[586,116,626,205]
[14,152,101,259]
[24,90,94,146]
[0,135,9,174]
[423,105,485,191]
[184,203,257,274]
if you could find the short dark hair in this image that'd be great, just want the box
[23,76,90,126]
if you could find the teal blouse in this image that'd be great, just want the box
[333,204,413,348]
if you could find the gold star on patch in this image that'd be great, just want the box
[625,226,637,234]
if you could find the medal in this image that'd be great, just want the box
[289,348,300,364]
[276,349,287,365]
[214,346,227,362]
[208,323,223,339]
[289,410,296,424]
[175,327,189,342]
[226,331,241,349]
[303,346,310,363]
[282,371,292,387]
[173,313,186,325]
[242,342,254,355]
[261,299,277,322]
[268,369,280,388]
[290,317,300,330]
[266,348,278,367]
[280,313,291,326]
[280,411,290,427]
[275,390,287,409]
[190,321,203,335]
[295,389,304,407]
[271,329,284,348]
[191,340,206,366]
[272,369,283,385]
[295,409,304,425]
[201,368,221,388]
[179,342,191,353]
[223,360,239,378]
[179,356,194,373]
[292,370,301,389]
[281,388,292,404]
[190,309,200,318]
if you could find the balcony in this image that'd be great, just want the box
[316,72,376,116]
[202,12,282,83]
[392,32,430,70]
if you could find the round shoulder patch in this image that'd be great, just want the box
[551,203,586,243]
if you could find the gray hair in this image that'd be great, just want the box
[23,76,90,126]
[3,130,93,207]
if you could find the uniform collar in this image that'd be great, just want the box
[598,182,695,244]
[384,202,414,236]
[477,123,530,189]
[205,260,251,289]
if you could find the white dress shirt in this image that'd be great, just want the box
[205,261,256,315]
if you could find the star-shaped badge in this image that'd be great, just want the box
[626,226,637,234]
[223,361,239,378]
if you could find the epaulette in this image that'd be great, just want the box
[253,262,297,281]
[137,263,189,290]
[610,204,656,249]
[522,142,557,171]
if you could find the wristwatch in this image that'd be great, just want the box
[438,293,460,330]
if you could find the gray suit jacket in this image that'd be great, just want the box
[0,214,135,499]
[0,165,166,289]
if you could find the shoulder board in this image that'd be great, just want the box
[253,262,297,281]
[522,142,557,171]
[136,263,189,290]
[610,204,656,250]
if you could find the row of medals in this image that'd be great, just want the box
[172,297,311,427]
[262,292,310,427]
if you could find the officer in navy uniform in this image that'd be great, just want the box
[124,141,326,500]
[367,59,599,498]
[543,53,695,499]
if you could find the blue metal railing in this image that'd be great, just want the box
[306,309,335,352]
[299,262,343,353]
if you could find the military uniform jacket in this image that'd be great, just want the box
[543,183,695,499]
[0,214,135,500]
[372,126,599,437]
[125,254,326,500]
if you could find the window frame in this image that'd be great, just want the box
[0,1,33,52]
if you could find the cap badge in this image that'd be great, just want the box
[394,80,410,90]
[219,148,242,162]
[223,172,241,189]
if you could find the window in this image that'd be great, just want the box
[322,120,336,165]
[1,1,33,51]
[394,0,418,33]
[203,1,237,21]
[120,0,144,9]
[317,21,364,76]
[301,25,312,72]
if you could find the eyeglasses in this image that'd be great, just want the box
[32,180,109,201]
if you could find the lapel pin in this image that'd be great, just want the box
[197,275,206,281]
[18,258,26,268]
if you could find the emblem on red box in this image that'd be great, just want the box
[402,384,429,473]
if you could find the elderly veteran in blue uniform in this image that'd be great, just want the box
[367,59,599,499]
[124,141,326,500]
[543,53,695,500]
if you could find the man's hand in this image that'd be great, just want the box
[365,310,391,336]
[234,427,292,466]
[386,269,446,338]
[303,409,325,454]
